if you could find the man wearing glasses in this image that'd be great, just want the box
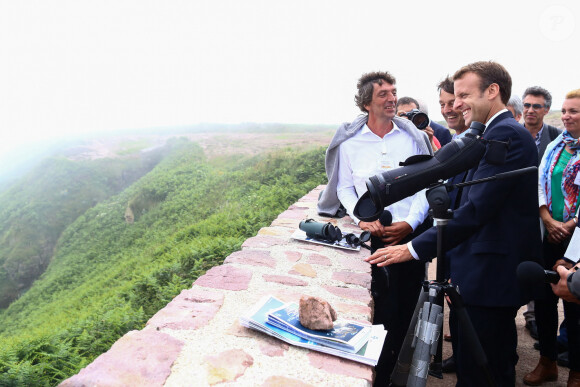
[522,86,561,157]
[521,85,563,366]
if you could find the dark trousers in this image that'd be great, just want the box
[453,305,519,386]
[372,221,430,387]
[535,237,580,371]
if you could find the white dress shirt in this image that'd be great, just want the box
[337,122,429,228]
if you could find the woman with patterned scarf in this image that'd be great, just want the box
[524,89,580,386]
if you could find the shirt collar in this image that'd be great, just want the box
[362,121,401,136]
[485,108,509,126]
[535,123,546,141]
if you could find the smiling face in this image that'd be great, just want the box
[439,89,466,131]
[364,82,398,122]
[562,97,580,138]
[523,94,549,127]
[453,72,492,127]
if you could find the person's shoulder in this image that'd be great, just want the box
[430,120,447,130]
[337,114,368,132]
[393,116,425,135]
[545,124,562,139]
[394,117,429,139]
[430,121,452,144]
[494,111,527,133]
[330,115,368,148]
[490,112,535,143]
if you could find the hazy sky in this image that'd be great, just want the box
[0,0,578,172]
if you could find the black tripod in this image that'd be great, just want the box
[387,182,495,387]
[389,166,537,386]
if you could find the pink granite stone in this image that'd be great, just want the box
[270,289,306,304]
[204,349,254,384]
[335,302,373,320]
[146,288,224,330]
[228,320,254,337]
[297,196,318,203]
[289,263,317,278]
[332,271,371,288]
[59,330,183,387]
[298,187,324,202]
[307,351,372,382]
[285,251,302,262]
[242,235,284,249]
[323,285,371,303]
[259,336,289,357]
[194,265,252,291]
[292,242,325,252]
[288,204,309,211]
[263,274,308,286]
[277,209,307,219]
[224,250,276,268]
[271,218,300,228]
[306,253,331,266]
[335,255,371,273]
[258,226,292,237]
[262,376,314,386]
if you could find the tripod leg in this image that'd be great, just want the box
[407,299,443,387]
[428,287,445,379]
[446,287,497,387]
[390,287,429,387]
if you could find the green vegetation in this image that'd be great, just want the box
[0,143,171,308]
[0,137,326,386]
[115,138,157,156]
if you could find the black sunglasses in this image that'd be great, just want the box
[523,103,546,110]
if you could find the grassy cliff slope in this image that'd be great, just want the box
[0,138,326,386]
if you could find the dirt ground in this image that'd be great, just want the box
[184,131,334,159]
[66,129,335,161]
[425,259,568,387]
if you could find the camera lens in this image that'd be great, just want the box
[411,112,429,129]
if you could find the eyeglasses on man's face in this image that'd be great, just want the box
[523,103,547,110]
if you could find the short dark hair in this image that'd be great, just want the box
[396,96,419,110]
[453,61,512,105]
[438,76,454,94]
[522,86,552,109]
[355,71,396,113]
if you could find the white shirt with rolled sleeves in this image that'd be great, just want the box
[336,122,429,229]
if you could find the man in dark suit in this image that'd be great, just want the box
[366,61,542,386]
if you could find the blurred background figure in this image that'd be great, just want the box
[507,95,523,122]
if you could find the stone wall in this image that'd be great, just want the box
[60,185,375,387]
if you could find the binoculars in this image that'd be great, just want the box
[299,219,371,247]
[299,219,342,242]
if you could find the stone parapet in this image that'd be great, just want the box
[60,185,375,386]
